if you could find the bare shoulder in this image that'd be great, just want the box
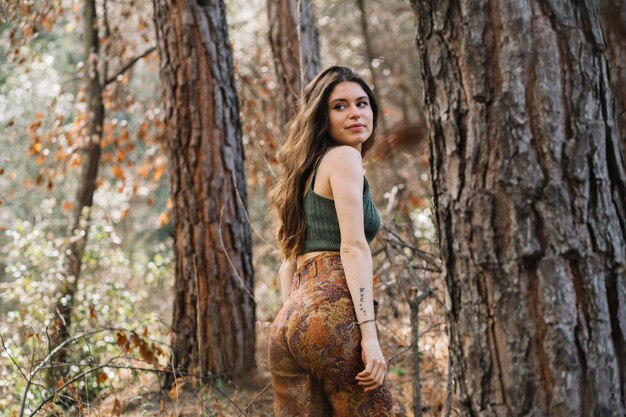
[314,146,363,199]
[324,146,363,175]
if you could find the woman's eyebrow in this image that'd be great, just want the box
[329,96,369,104]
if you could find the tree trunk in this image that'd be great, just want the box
[410,296,423,417]
[268,0,321,127]
[47,0,104,389]
[153,0,256,380]
[411,1,626,416]
[356,0,388,134]
[598,0,626,162]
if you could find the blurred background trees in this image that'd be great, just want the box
[267,0,321,126]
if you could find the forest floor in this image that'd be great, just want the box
[87,319,450,417]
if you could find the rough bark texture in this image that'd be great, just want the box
[598,0,626,162]
[410,297,423,417]
[356,0,387,133]
[268,0,321,126]
[153,0,256,378]
[47,0,103,388]
[411,1,626,416]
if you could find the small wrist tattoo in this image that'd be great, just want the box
[359,287,366,315]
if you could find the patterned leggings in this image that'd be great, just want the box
[268,253,394,416]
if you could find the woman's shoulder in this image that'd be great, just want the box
[324,146,362,167]
[320,146,364,185]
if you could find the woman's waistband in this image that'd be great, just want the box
[294,252,342,282]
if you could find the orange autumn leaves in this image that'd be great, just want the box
[115,328,166,365]
[6,109,169,221]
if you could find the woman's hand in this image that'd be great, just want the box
[356,335,387,392]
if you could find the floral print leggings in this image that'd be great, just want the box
[268,252,394,416]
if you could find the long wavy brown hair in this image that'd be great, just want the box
[268,66,380,260]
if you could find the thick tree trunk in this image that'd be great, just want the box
[598,0,626,162]
[411,1,626,416]
[268,0,321,126]
[153,0,256,379]
[47,0,103,389]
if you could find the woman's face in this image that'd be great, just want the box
[327,81,374,152]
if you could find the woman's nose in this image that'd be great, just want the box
[348,104,360,118]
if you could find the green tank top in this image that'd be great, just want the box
[300,152,381,254]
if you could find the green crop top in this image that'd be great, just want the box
[300,153,381,254]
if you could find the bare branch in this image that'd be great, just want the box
[0,332,29,381]
[238,381,272,416]
[104,47,156,86]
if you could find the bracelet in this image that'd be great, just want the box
[357,319,376,326]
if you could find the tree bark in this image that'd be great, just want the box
[47,0,104,389]
[356,2,381,102]
[410,294,423,417]
[153,0,256,380]
[411,1,626,416]
[268,0,321,127]
[598,0,626,162]
[356,0,388,134]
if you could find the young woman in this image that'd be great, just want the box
[268,66,394,416]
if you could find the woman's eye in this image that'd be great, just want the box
[333,104,346,110]
[357,101,369,108]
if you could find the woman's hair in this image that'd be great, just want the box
[268,66,380,260]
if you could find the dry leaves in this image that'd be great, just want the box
[168,378,185,401]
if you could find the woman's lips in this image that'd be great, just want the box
[346,124,365,131]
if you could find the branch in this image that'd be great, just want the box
[381,230,441,271]
[28,360,118,417]
[0,332,29,381]
[238,381,272,416]
[413,287,434,306]
[104,46,156,86]
[386,320,444,364]
[18,325,147,417]
[218,205,256,300]
[29,357,250,417]
[230,171,277,251]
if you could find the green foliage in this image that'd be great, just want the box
[0,207,173,415]
[390,366,406,377]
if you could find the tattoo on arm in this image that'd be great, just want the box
[359,287,367,316]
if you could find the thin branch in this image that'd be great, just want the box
[0,332,29,381]
[413,287,434,306]
[238,381,272,416]
[231,171,277,250]
[386,319,443,364]
[18,325,148,417]
[189,388,219,417]
[218,205,256,301]
[19,328,116,417]
[381,232,441,271]
[28,359,246,416]
[104,46,156,86]
[176,368,246,416]
[29,358,119,416]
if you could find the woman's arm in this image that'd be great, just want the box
[278,258,296,304]
[326,146,386,392]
